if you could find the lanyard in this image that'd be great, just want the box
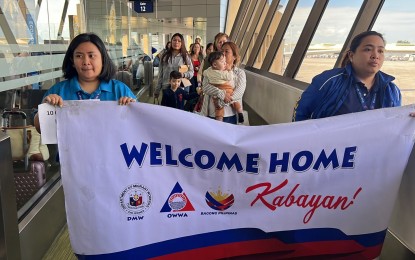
[76,91,101,100]
[355,84,377,111]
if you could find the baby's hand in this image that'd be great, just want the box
[224,92,232,103]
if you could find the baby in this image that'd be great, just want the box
[203,51,244,123]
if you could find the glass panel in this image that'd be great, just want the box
[225,0,242,36]
[253,0,288,70]
[193,18,207,55]
[0,0,78,212]
[269,0,314,76]
[0,1,27,46]
[61,0,81,39]
[295,0,362,83]
[241,1,266,64]
[38,1,66,41]
[373,0,415,105]
[129,13,155,62]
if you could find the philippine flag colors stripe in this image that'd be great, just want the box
[76,228,386,259]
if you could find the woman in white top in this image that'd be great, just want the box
[154,33,193,99]
[201,41,246,124]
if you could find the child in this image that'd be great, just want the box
[161,71,201,110]
[203,51,244,123]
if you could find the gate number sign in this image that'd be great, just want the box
[134,1,153,13]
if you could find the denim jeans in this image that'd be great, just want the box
[209,114,237,125]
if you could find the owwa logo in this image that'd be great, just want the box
[160,182,195,212]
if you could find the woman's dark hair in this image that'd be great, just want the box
[161,33,189,66]
[206,42,214,51]
[208,51,224,65]
[165,41,171,49]
[340,31,385,67]
[62,32,117,81]
[190,43,201,55]
[190,42,204,63]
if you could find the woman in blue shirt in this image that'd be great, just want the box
[35,33,136,132]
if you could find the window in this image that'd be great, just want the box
[373,0,415,105]
[295,0,362,83]
[253,0,288,71]
[269,0,314,75]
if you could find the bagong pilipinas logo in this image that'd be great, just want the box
[205,187,235,211]
[161,182,195,212]
[119,184,152,215]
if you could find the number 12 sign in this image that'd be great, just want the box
[133,1,154,13]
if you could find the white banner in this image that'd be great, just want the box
[56,101,415,259]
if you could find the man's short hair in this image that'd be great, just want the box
[170,70,182,80]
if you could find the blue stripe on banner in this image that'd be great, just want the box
[271,228,387,247]
[76,228,386,259]
[77,228,269,259]
[350,229,387,247]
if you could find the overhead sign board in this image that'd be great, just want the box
[133,1,153,13]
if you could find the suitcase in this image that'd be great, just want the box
[1,110,47,209]
[2,110,30,168]
[14,161,46,209]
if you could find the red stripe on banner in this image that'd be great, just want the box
[150,239,295,259]
[149,239,383,259]
[282,244,383,260]
[353,244,384,260]
[280,240,364,258]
